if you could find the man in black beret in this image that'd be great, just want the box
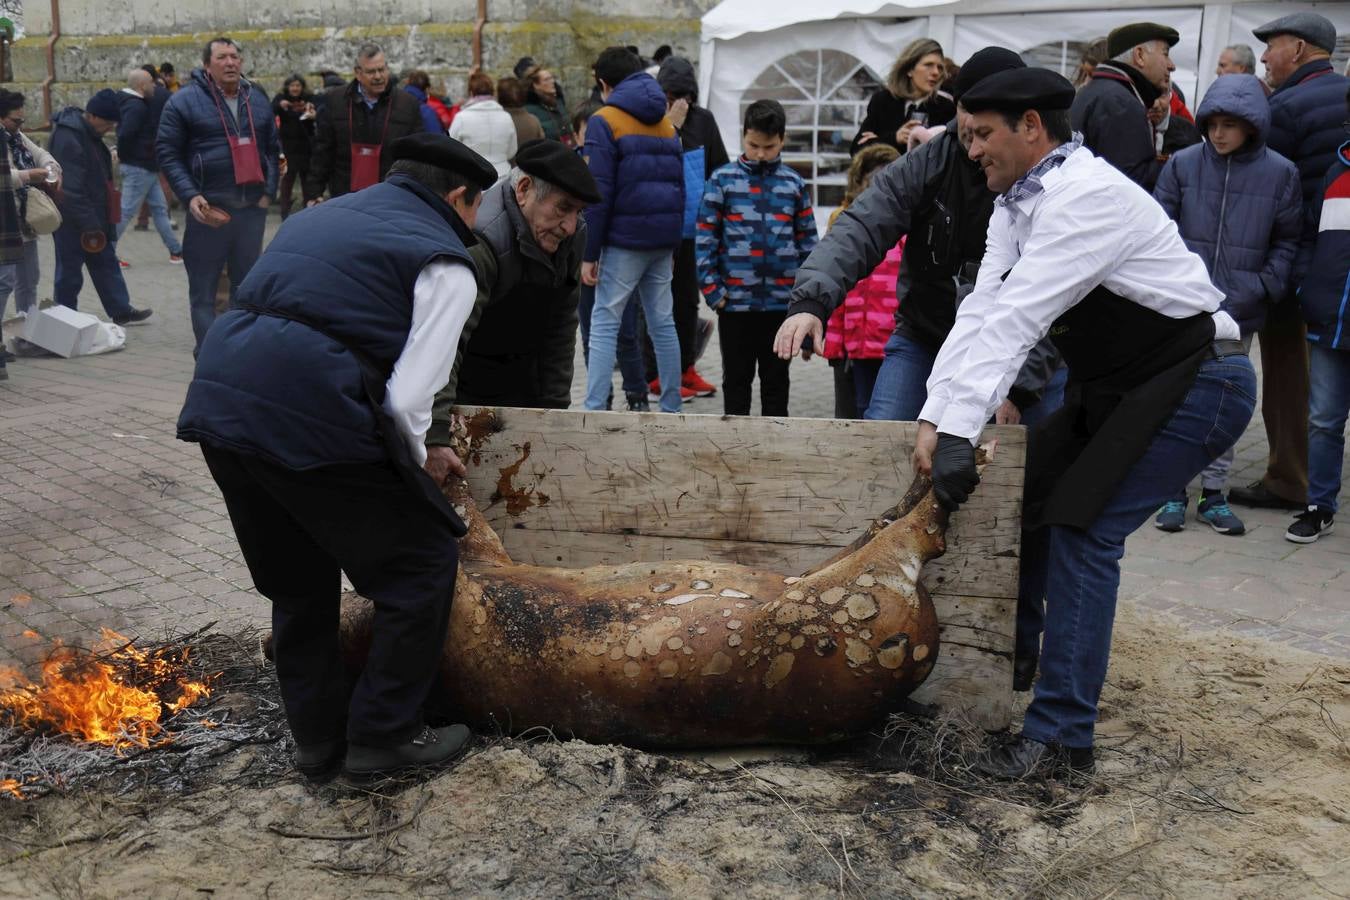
[424,138,598,432]
[785,66,1257,779]
[778,47,1065,430]
[178,134,498,779]
[1071,22,1179,190]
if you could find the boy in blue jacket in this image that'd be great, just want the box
[1152,73,1301,536]
[1286,86,1350,544]
[581,47,685,414]
[696,100,818,416]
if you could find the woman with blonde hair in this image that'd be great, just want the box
[850,38,955,155]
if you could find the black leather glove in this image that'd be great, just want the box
[931,433,978,511]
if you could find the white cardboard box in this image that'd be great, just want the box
[23,305,101,358]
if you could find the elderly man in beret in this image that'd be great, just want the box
[177,133,499,780]
[425,139,598,445]
[1070,22,1178,190]
[780,67,1256,778]
[1230,12,1350,515]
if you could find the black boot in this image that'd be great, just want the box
[295,737,346,781]
[345,724,472,776]
[973,733,1094,780]
[1012,651,1039,692]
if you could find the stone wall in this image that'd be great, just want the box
[9,0,717,122]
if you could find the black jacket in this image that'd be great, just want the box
[1071,63,1162,191]
[115,90,157,171]
[272,91,316,169]
[304,81,426,199]
[850,89,956,156]
[680,105,729,178]
[789,124,1059,409]
[49,107,116,236]
[427,178,585,442]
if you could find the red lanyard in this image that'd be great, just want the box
[209,79,259,148]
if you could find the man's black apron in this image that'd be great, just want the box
[1023,284,1215,531]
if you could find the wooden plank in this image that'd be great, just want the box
[459,408,1024,730]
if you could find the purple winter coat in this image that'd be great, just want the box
[1154,74,1302,334]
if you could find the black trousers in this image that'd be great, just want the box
[201,446,459,748]
[643,239,701,380]
[718,310,790,416]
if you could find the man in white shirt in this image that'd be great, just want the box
[177,133,496,779]
[777,68,1257,779]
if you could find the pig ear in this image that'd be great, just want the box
[975,439,997,474]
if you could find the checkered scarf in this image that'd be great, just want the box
[997,133,1084,209]
[0,146,23,265]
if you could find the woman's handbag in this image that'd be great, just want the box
[24,184,62,235]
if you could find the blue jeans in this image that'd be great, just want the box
[584,247,681,412]
[116,164,181,254]
[865,329,1069,425]
[578,282,646,401]
[1018,355,1257,747]
[1308,343,1350,512]
[864,331,935,421]
[182,205,267,354]
[0,239,41,316]
[52,223,133,318]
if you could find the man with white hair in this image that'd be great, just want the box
[115,67,182,262]
[1070,22,1178,190]
[425,139,599,466]
[1216,44,1257,76]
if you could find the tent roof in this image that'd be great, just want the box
[701,0,954,42]
[699,0,1275,42]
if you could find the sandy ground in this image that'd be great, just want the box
[1,607,1346,898]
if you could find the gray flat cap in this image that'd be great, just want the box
[1253,12,1337,54]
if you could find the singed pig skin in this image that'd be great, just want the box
[335,471,945,748]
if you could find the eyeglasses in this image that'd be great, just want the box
[2,115,22,127]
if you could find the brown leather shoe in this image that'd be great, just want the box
[1229,481,1304,511]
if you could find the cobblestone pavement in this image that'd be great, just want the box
[1,222,1347,669]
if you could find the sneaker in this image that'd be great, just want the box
[626,392,650,412]
[344,723,472,776]
[118,259,131,269]
[111,307,153,325]
[133,222,150,231]
[682,366,717,397]
[1196,494,1245,535]
[1285,506,1334,544]
[647,378,697,401]
[1154,498,1187,532]
[169,253,183,264]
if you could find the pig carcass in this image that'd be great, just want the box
[331,413,958,748]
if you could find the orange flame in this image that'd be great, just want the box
[1,778,23,799]
[0,629,214,752]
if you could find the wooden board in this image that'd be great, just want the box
[459,408,1026,730]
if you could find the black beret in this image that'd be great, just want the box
[389,133,498,191]
[1106,22,1181,59]
[515,138,602,204]
[952,47,1026,101]
[959,67,1076,114]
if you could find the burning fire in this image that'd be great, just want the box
[0,628,214,759]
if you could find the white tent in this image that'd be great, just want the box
[699,0,1350,206]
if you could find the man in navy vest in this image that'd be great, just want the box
[177,133,497,779]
